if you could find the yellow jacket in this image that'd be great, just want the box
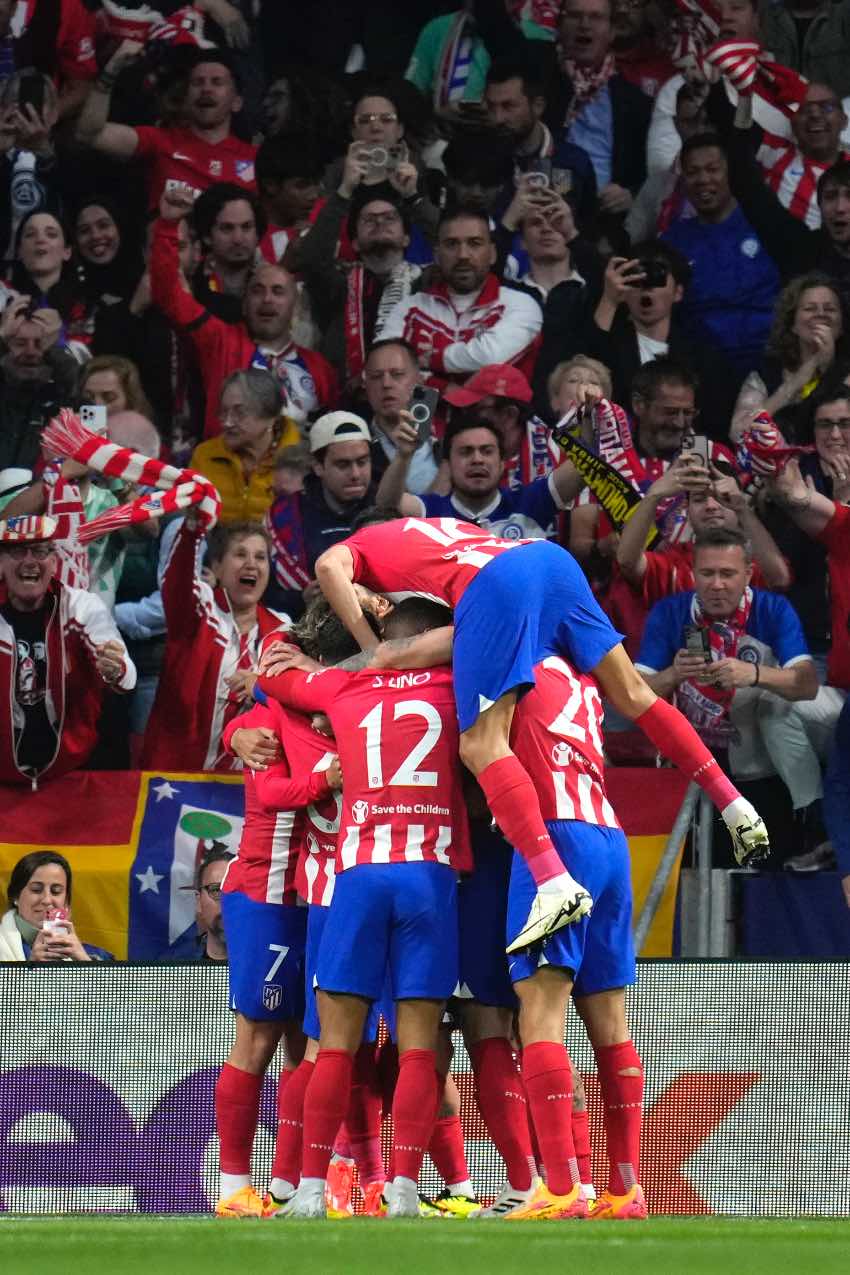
[191,423,301,525]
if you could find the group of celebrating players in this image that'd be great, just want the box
[212,510,770,1222]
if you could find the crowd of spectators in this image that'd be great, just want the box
[2,0,850,905]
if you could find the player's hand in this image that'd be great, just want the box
[672,649,710,685]
[391,411,419,460]
[95,640,125,685]
[231,726,282,770]
[326,755,343,790]
[159,182,196,223]
[259,643,320,678]
[598,182,633,215]
[339,143,370,199]
[602,256,645,306]
[105,38,146,78]
[226,668,258,703]
[353,584,393,622]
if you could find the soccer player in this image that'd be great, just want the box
[311,515,769,950]
[503,655,645,1221]
[258,598,473,1218]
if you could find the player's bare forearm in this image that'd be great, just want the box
[315,546,379,651]
[369,626,454,670]
[592,643,660,715]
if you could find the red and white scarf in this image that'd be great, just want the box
[41,463,90,591]
[41,410,221,545]
[558,50,617,128]
[677,587,753,747]
[344,260,419,381]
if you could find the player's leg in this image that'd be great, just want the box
[592,644,769,864]
[574,990,646,1220]
[508,967,589,1220]
[569,823,645,1220]
[216,892,307,1218]
[385,861,460,1218]
[454,824,536,1213]
[389,997,446,1217]
[459,696,592,945]
[461,1003,538,1215]
[427,1052,477,1215]
[265,1036,319,1213]
[570,1066,595,1203]
[279,865,390,1219]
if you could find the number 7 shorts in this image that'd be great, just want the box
[221,889,307,1021]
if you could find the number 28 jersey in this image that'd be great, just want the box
[257,665,472,875]
[344,517,532,608]
[512,657,620,829]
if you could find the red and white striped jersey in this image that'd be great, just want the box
[257,666,472,874]
[221,700,337,906]
[757,134,850,231]
[344,516,531,608]
[512,656,620,828]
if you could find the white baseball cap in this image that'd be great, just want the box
[309,411,372,454]
[0,468,33,499]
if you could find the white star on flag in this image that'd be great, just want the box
[153,780,179,802]
[136,866,164,894]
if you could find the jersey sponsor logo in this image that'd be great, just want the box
[235,161,255,182]
[551,740,576,767]
[262,984,283,1011]
[352,799,369,825]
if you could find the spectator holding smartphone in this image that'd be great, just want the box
[362,337,438,493]
[0,850,113,961]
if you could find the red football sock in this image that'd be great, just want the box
[347,1042,385,1185]
[469,1037,534,1190]
[477,756,566,885]
[215,1063,263,1175]
[393,1049,439,1183]
[377,1037,399,1118]
[595,1041,644,1194]
[521,1043,578,1196]
[571,1108,592,1186]
[332,1126,353,1160]
[301,1049,353,1180]
[635,699,739,810]
[428,1116,469,1188]
[271,1058,313,1185]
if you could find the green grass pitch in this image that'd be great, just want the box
[2,1217,850,1275]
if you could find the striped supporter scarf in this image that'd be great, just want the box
[677,587,753,747]
[40,409,221,544]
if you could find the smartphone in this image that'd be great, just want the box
[80,404,108,433]
[17,71,45,117]
[638,258,668,290]
[684,624,711,662]
[409,386,440,444]
[687,434,711,468]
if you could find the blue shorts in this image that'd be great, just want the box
[453,540,622,732]
[221,890,307,1021]
[506,820,635,998]
[317,862,459,1003]
[303,903,388,1041]
[455,825,516,1009]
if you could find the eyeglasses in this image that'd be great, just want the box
[814,417,850,431]
[798,101,841,117]
[355,113,397,126]
[359,211,402,229]
[4,543,54,560]
[197,883,223,899]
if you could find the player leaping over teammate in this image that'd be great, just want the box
[308,513,769,952]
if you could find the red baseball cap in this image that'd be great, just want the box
[443,364,533,408]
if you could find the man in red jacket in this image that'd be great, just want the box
[0,514,135,786]
[150,184,338,438]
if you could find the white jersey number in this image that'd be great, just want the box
[358,698,442,789]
